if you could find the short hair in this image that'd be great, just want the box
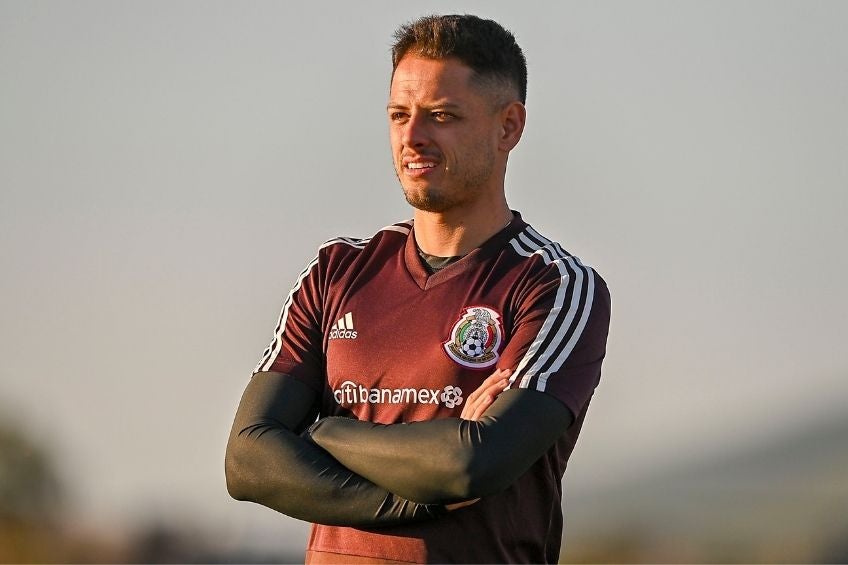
[391,14,527,104]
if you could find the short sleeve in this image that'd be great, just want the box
[499,256,611,419]
[252,251,326,392]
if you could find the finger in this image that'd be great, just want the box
[478,378,508,404]
[461,386,490,419]
[470,368,510,400]
[467,372,509,411]
[473,378,508,417]
[445,498,480,511]
[461,369,511,420]
[460,401,474,420]
[464,377,509,420]
[463,372,501,414]
[465,369,500,402]
[478,372,510,399]
[463,391,488,420]
[470,394,493,420]
[460,388,488,419]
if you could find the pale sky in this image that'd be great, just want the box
[2,0,847,554]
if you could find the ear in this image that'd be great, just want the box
[498,101,526,152]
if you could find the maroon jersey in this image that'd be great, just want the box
[254,212,610,563]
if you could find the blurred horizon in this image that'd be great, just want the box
[4,395,847,562]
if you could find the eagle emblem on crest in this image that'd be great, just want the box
[443,306,503,368]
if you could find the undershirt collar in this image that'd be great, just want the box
[404,211,526,291]
[417,249,464,274]
[415,213,515,273]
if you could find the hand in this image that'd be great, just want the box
[460,368,511,421]
[445,368,511,512]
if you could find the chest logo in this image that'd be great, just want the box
[444,306,503,369]
[328,311,357,340]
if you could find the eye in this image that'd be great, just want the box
[389,111,409,123]
[431,111,455,122]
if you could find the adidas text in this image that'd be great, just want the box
[329,328,358,340]
[329,311,358,340]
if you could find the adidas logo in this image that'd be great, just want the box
[328,312,358,340]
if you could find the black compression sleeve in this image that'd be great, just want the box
[225,371,445,526]
[307,389,574,504]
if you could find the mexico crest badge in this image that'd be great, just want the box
[444,306,503,368]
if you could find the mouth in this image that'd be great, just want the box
[402,157,440,177]
[406,162,437,170]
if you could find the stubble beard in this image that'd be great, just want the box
[396,146,496,214]
[401,182,462,213]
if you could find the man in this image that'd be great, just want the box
[226,14,610,564]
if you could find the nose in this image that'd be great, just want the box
[401,113,430,148]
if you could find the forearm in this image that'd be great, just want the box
[225,372,444,527]
[307,389,573,504]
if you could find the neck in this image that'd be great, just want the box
[413,195,513,257]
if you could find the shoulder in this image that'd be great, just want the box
[318,220,412,255]
[503,223,611,400]
[505,222,609,299]
[316,220,412,259]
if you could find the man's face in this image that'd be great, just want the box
[388,55,503,213]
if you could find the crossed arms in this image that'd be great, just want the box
[225,239,610,528]
[225,369,573,527]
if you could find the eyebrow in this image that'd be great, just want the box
[386,101,464,112]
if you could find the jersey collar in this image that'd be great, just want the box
[403,211,528,291]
